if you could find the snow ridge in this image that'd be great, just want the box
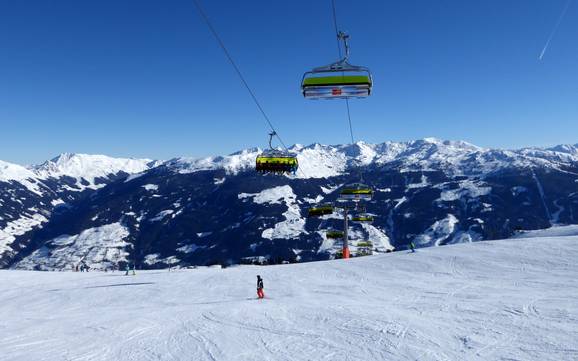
[2,140,578,185]
[33,153,159,190]
[161,139,578,179]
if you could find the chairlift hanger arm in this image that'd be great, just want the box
[268,131,277,150]
[338,31,350,62]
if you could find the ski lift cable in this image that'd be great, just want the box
[331,0,344,59]
[192,0,308,178]
[331,0,356,146]
[192,0,286,149]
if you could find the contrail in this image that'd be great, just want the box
[539,0,572,61]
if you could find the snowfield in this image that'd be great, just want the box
[1,230,578,361]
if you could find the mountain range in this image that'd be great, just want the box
[1,138,577,270]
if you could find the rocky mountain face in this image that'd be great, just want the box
[1,139,577,270]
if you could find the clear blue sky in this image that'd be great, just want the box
[1,0,577,165]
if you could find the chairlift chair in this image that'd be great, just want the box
[307,203,335,217]
[339,183,373,201]
[301,32,373,100]
[255,131,298,174]
[351,213,374,223]
[326,229,345,239]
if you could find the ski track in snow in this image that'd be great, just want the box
[1,232,578,360]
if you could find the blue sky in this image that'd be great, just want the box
[1,0,577,165]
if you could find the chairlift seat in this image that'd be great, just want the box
[326,230,344,239]
[256,150,298,174]
[307,204,334,217]
[339,183,373,201]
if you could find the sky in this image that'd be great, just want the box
[1,0,577,165]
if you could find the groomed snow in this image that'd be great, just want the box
[1,232,577,360]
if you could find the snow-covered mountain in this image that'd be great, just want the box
[1,139,578,270]
[163,138,578,178]
[0,154,159,266]
[0,153,159,193]
[32,153,161,190]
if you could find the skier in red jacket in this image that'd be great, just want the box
[257,275,264,299]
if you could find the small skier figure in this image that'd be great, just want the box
[256,275,264,299]
[409,241,416,253]
[125,264,130,276]
[132,264,136,276]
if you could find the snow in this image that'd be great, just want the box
[177,244,205,254]
[167,148,259,176]
[0,154,157,196]
[360,223,395,251]
[3,140,578,193]
[15,222,130,271]
[511,186,528,197]
[551,199,565,224]
[0,213,49,257]
[406,174,429,189]
[414,214,459,247]
[512,224,578,239]
[449,230,483,244]
[439,180,491,202]
[2,234,578,360]
[320,184,340,194]
[531,168,552,224]
[143,254,180,266]
[239,186,293,205]
[294,144,347,178]
[0,160,43,195]
[142,184,159,191]
[33,153,156,191]
[303,195,324,204]
[124,172,146,183]
[240,186,307,240]
[50,199,65,206]
[144,253,161,265]
[149,210,174,222]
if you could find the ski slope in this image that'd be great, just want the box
[1,231,578,361]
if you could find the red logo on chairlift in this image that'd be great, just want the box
[332,88,342,96]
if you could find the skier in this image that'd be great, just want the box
[256,275,265,299]
[125,264,130,276]
[409,241,416,253]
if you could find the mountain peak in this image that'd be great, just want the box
[20,153,159,192]
[422,137,442,144]
[49,152,77,164]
